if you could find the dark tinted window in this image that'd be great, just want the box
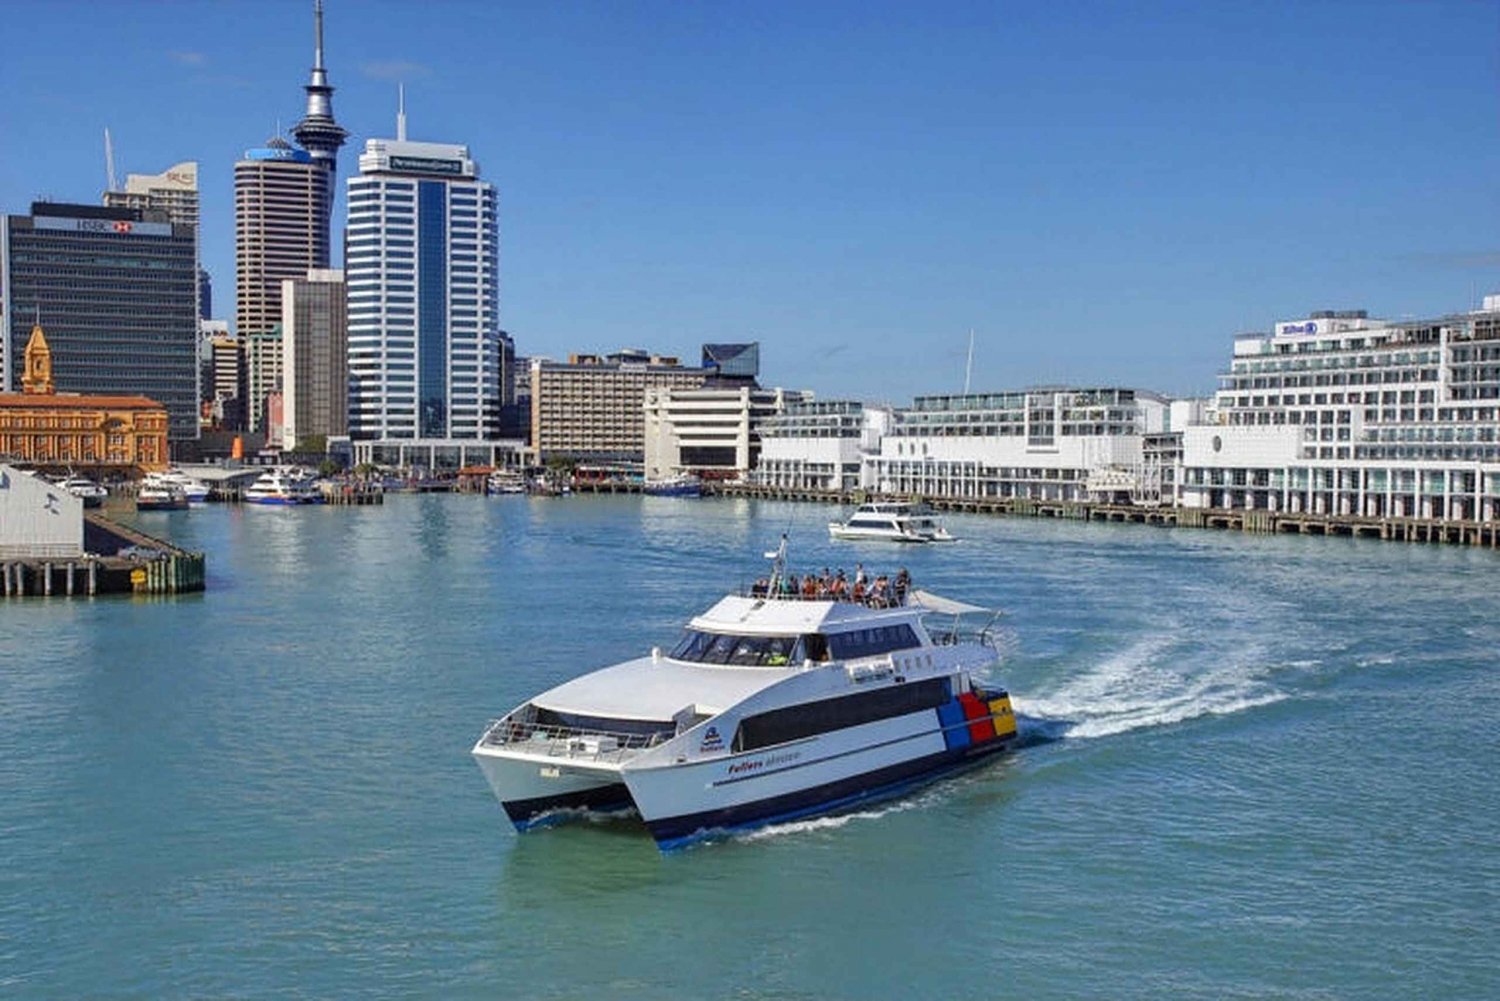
[733,677,950,751]
[827,624,920,660]
[669,630,803,667]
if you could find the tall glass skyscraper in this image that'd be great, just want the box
[346,134,500,443]
[0,202,199,440]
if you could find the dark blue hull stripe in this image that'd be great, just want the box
[646,737,1016,850]
[503,782,636,830]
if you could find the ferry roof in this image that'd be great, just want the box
[532,655,795,721]
[689,594,919,635]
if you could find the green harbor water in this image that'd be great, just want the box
[2,494,1496,998]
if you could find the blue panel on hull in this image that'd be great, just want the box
[936,701,970,750]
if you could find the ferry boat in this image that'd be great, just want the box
[829,501,955,543]
[642,474,702,497]
[472,538,1016,850]
[136,482,188,511]
[143,469,210,503]
[55,475,107,508]
[244,467,323,505]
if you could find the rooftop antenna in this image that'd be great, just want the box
[104,128,118,193]
[963,328,975,394]
[397,83,407,141]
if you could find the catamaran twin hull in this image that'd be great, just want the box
[473,680,1018,851]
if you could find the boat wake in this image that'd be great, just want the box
[730,784,964,845]
[1013,634,1288,741]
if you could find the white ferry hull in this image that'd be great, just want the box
[828,523,927,543]
[624,710,1014,850]
[473,746,633,829]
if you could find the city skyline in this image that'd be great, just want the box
[1,1,1496,403]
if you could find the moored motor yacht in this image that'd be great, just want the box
[472,538,1015,850]
[55,475,107,508]
[244,467,323,505]
[135,482,188,511]
[144,468,210,503]
[828,501,955,543]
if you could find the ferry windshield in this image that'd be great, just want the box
[669,630,803,667]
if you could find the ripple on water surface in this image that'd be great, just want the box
[1,497,1497,998]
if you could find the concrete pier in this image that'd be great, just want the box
[707,483,1500,550]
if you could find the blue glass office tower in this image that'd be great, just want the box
[346,134,500,443]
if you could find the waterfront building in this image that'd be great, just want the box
[204,331,246,432]
[702,342,760,382]
[0,323,168,471]
[868,387,1170,501]
[103,160,199,228]
[530,351,707,464]
[1,202,198,440]
[1181,299,1500,522]
[281,269,347,450]
[345,122,502,453]
[754,400,892,492]
[0,464,83,560]
[235,139,330,433]
[643,384,811,482]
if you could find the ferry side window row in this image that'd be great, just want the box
[827,624,920,661]
[732,677,951,752]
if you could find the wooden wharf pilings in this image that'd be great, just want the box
[3,513,206,600]
[705,483,1500,550]
[318,482,384,505]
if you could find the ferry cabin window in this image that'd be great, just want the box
[732,677,951,751]
[669,630,803,666]
[826,624,920,661]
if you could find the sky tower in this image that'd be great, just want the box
[291,0,349,177]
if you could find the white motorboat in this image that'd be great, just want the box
[144,468,210,503]
[472,538,1016,850]
[55,475,107,508]
[828,501,955,543]
[136,482,188,511]
[486,471,527,495]
[244,467,323,505]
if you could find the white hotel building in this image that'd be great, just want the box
[754,401,891,492]
[869,388,1172,502]
[346,131,509,469]
[1181,299,1500,521]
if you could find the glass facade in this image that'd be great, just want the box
[417,181,448,438]
[345,139,499,446]
[3,209,199,440]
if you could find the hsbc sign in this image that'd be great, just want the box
[34,216,173,237]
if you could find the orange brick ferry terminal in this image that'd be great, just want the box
[0,323,168,473]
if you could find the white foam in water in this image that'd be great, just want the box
[1016,632,1287,740]
[734,790,937,844]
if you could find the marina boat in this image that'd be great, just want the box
[136,482,188,511]
[829,501,955,543]
[486,471,527,495]
[472,538,1016,850]
[642,474,702,497]
[143,468,210,503]
[55,475,107,508]
[244,467,323,505]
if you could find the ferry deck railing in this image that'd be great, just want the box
[478,718,670,763]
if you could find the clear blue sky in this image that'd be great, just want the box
[2,1,1497,402]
